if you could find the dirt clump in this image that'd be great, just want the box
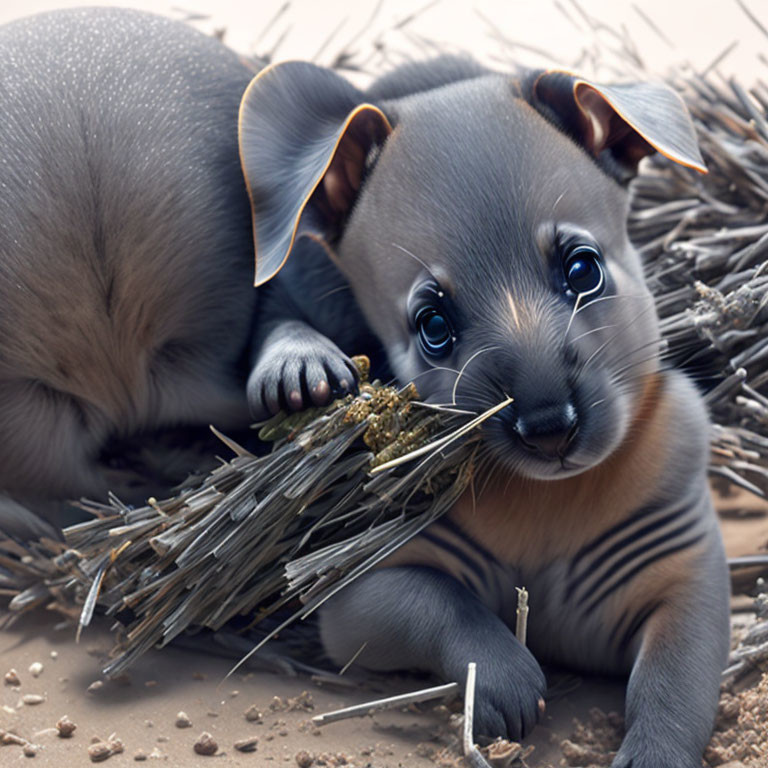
[559,708,624,766]
[706,673,768,766]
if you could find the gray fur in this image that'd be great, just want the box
[319,372,729,763]
[337,73,656,478]
[0,23,730,765]
[0,8,255,527]
[236,58,731,764]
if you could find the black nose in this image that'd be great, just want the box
[513,402,578,460]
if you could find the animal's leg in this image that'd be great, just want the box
[247,236,378,420]
[319,565,546,740]
[612,542,729,768]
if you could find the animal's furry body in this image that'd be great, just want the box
[0,10,730,766]
[238,57,731,768]
[0,8,256,532]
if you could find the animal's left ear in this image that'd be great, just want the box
[525,70,706,182]
[238,61,392,286]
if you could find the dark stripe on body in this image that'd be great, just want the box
[575,516,699,607]
[569,501,669,575]
[582,533,706,616]
[617,601,662,655]
[438,516,504,570]
[420,530,491,593]
[565,504,686,600]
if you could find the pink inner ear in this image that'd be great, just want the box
[575,86,616,156]
[322,164,350,215]
[575,83,656,166]
[322,137,366,216]
[318,107,391,220]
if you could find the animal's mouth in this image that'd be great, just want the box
[497,397,581,463]
[514,420,580,463]
[511,453,592,481]
[479,393,619,480]
[496,384,630,481]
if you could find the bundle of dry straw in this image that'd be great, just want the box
[632,75,768,498]
[3,365,496,676]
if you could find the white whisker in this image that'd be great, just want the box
[572,292,651,318]
[371,396,514,474]
[317,284,351,302]
[393,366,460,391]
[575,301,658,382]
[568,324,617,345]
[391,242,438,280]
[563,292,583,344]
[451,345,499,405]
[410,401,477,416]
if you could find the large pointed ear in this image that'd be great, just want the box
[524,69,706,183]
[238,61,392,286]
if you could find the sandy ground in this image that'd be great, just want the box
[0,611,448,767]
[0,1,767,766]
[1,491,765,768]
[0,611,626,767]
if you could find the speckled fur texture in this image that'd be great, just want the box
[0,8,255,532]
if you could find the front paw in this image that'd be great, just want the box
[248,326,359,419]
[451,639,546,742]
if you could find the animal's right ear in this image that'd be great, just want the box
[238,62,392,286]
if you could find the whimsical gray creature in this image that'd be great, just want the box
[0,8,728,767]
[240,58,730,768]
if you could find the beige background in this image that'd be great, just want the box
[0,0,765,83]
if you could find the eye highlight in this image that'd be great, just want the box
[416,306,453,357]
[563,244,604,297]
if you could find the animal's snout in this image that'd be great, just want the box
[506,401,578,460]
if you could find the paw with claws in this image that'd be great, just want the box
[444,629,547,742]
[248,322,359,420]
[610,730,706,768]
[471,650,546,741]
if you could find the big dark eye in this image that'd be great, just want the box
[564,245,604,296]
[416,307,453,358]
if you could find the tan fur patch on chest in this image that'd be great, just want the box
[453,373,670,568]
[386,373,672,574]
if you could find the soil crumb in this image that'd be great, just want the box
[557,675,768,768]
[559,708,624,766]
[706,673,768,767]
